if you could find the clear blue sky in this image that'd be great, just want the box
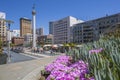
[0,0,120,34]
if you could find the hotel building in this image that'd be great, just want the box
[73,13,120,44]
[49,16,84,44]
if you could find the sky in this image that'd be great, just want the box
[0,0,120,34]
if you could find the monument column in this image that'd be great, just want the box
[32,5,36,48]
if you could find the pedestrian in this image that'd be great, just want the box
[40,48,43,54]
[50,49,52,54]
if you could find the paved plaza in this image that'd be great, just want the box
[0,55,59,80]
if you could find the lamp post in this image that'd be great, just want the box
[5,20,14,63]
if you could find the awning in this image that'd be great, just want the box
[43,44,52,47]
[52,45,58,48]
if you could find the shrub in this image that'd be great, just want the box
[68,32,120,80]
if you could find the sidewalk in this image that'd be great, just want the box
[23,49,62,58]
[24,51,51,58]
[0,55,59,80]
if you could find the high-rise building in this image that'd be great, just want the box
[49,16,84,44]
[20,17,32,37]
[49,22,54,34]
[0,12,7,42]
[36,27,43,36]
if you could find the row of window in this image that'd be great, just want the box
[98,18,118,26]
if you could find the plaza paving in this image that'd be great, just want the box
[0,54,60,80]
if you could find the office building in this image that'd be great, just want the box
[20,17,32,37]
[36,27,43,36]
[49,16,84,44]
[49,22,54,34]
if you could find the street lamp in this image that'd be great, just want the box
[2,19,14,63]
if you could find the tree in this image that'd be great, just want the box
[10,43,15,47]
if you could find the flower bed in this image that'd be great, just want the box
[40,55,94,80]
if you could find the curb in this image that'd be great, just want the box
[24,51,50,58]
[22,65,44,80]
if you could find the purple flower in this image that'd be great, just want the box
[44,55,95,80]
[89,48,103,54]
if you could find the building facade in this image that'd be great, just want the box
[20,18,32,37]
[37,34,53,45]
[24,33,33,45]
[0,12,7,42]
[36,27,43,36]
[73,21,94,44]
[49,22,54,34]
[73,13,120,44]
[49,16,84,44]
[12,37,24,46]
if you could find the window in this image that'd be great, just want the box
[98,23,101,25]
[116,18,118,22]
[111,20,115,23]
[107,21,109,23]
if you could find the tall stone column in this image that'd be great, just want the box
[32,5,36,48]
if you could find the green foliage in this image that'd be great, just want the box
[40,69,50,80]
[67,32,120,80]
[10,43,15,47]
[103,29,120,39]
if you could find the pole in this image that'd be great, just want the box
[7,23,11,63]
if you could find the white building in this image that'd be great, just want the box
[11,30,20,37]
[0,12,7,42]
[49,16,84,44]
